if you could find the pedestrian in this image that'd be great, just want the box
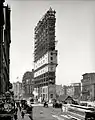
[19,105,21,112]
[15,107,18,114]
[21,110,25,119]
[60,102,63,113]
[14,112,18,120]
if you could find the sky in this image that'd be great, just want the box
[6,0,95,85]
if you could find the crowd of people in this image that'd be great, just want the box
[13,100,33,120]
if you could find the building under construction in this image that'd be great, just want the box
[34,8,58,102]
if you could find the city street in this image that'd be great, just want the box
[33,106,62,120]
[16,103,84,120]
[14,105,68,120]
[1,0,95,120]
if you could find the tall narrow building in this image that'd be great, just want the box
[34,8,58,102]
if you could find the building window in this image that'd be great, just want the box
[26,79,29,84]
[51,57,53,60]
[51,52,53,55]
[43,94,45,98]
[50,94,53,98]
[51,67,53,71]
[43,88,45,93]
[27,85,29,94]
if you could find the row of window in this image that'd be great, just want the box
[41,93,48,99]
[25,85,33,94]
[34,52,55,71]
[42,87,48,93]
[35,15,55,38]
[34,78,49,84]
[34,66,48,77]
[34,72,55,79]
[34,88,38,93]
[34,53,48,70]
[34,86,48,94]
[34,66,55,78]
[34,48,53,61]
[35,29,50,45]
[25,79,33,84]
[34,43,56,60]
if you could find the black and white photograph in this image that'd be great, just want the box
[0,0,95,119]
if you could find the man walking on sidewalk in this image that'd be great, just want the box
[21,110,25,119]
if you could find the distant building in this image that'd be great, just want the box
[13,81,22,100]
[66,85,74,97]
[22,70,34,99]
[66,83,81,99]
[81,73,95,101]
[62,85,67,96]
[71,83,81,99]
[34,7,58,102]
[56,85,67,101]
[56,85,64,96]
[0,0,11,95]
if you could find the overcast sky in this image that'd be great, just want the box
[6,0,95,85]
